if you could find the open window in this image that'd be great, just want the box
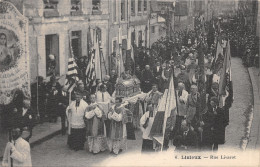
[46,34,59,77]
[71,0,83,16]
[71,31,82,59]
[43,0,59,18]
[144,0,147,12]
[138,0,142,13]
[121,0,126,21]
[131,0,135,15]
[92,0,102,14]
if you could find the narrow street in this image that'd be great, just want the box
[219,57,253,151]
[30,57,254,166]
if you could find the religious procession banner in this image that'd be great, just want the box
[0,1,30,105]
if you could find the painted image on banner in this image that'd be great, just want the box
[0,26,20,71]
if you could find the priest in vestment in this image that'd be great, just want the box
[96,84,113,139]
[66,90,88,151]
[84,94,107,154]
[107,97,129,155]
[140,104,155,152]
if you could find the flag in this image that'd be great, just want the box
[87,26,93,57]
[118,47,125,75]
[212,41,223,72]
[64,32,79,93]
[94,36,102,80]
[131,45,135,62]
[219,40,232,108]
[64,57,79,92]
[85,49,96,88]
[150,75,177,146]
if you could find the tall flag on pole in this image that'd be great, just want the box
[64,31,79,92]
[87,26,93,57]
[94,32,102,80]
[150,74,177,147]
[219,40,233,108]
[212,41,223,72]
[85,49,96,88]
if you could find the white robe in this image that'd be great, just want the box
[66,99,88,129]
[176,90,189,116]
[140,111,156,140]
[2,137,32,167]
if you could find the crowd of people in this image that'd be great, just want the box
[1,14,259,166]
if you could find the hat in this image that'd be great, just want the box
[180,65,186,70]
[74,89,83,96]
[49,54,55,60]
[191,84,198,89]
[104,75,110,81]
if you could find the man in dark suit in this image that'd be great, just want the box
[173,123,198,152]
[142,65,154,93]
[153,61,162,89]
[58,86,69,135]
[109,70,118,94]
[46,75,62,122]
[13,99,35,142]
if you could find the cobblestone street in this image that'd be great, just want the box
[28,57,255,166]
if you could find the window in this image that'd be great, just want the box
[121,0,125,21]
[71,0,82,16]
[144,0,147,11]
[138,0,142,12]
[131,0,135,15]
[92,0,101,14]
[71,31,82,59]
[46,34,59,77]
[151,26,155,33]
[138,31,142,47]
[113,1,117,22]
[96,27,102,43]
[43,0,59,17]
[43,0,58,9]
[131,31,135,46]
[113,40,117,53]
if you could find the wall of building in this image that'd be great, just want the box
[22,0,110,82]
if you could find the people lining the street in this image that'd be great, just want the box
[2,14,254,160]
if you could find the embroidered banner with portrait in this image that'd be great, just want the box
[0,1,30,105]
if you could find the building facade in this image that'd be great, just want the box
[3,0,189,81]
[4,0,110,82]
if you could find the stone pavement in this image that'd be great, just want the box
[219,57,253,151]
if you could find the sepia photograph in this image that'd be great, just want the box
[0,0,259,166]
